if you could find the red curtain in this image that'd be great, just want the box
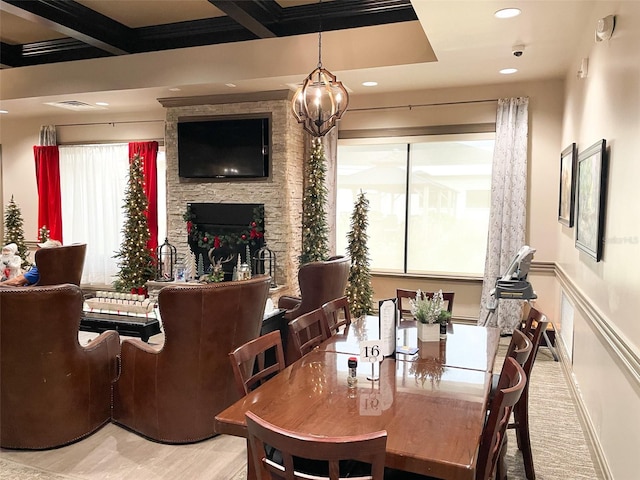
[34,146,63,242]
[129,141,159,254]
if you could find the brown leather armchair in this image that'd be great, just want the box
[112,276,270,444]
[278,256,350,364]
[34,243,87,286]
[0,284,120,449]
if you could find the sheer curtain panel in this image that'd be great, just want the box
[59,144,129,285]
[479,97,529,334]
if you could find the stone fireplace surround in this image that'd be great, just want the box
[160,91,305,297]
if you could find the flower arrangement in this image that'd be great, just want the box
[410,289,448,325]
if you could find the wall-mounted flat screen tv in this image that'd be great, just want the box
[178,116,270,179]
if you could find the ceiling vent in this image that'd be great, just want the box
[44,100,105,111]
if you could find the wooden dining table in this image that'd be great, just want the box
[215,318,500,480]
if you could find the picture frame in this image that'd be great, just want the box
[575,139,607,261]
[558,143,577,227]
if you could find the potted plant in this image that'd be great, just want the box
[410,290,444,342]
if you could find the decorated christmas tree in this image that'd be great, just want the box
[113,154,156,292]
[3,195,31,269]
[300,138,329,264]
[38,225,50,243]
[345,191,373,318]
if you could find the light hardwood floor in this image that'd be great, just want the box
[0,331,601,480]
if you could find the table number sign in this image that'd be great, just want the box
[378,299,397,357]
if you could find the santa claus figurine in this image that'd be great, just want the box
[1,243,22,281]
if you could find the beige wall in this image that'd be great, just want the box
[556,2,640,479]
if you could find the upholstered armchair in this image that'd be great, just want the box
[35,243,86,286]
[0,284,120,449]
[112,276,270,444]
[277,256,350,364]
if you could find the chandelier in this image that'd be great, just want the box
[291,1,349,137]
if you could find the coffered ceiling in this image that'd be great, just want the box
[0,1,600,119]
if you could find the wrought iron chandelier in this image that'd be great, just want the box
[291,0,349,137]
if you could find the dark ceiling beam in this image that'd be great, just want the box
[0,0,132,55]
[208,0,277,38]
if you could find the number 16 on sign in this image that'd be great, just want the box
[360,340,381,381]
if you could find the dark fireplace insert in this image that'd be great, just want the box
[186,202,265,281]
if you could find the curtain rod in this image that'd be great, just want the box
[348,98,499,113]
[54,119,165,128]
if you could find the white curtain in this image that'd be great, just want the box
[39,125,57,146]
[59,144,129,285]
[479,98,529,333]
[322,128,338,256]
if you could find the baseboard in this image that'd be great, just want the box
[554,335,612,480]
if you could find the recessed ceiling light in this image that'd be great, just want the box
[500,68,518,75]
[225,83,237,88]
[362,81,378,87]
[0,110,8,114]
[494,8,521,19]
[95,102,109,106]
[168,87,181,92]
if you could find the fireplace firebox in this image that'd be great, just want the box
[186,203,265,281]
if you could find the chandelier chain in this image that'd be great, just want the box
[317,0,323,68]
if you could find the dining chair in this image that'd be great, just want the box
[229,331,286,397]
[288,307,329,358]
[489,329,533,400]
[508,307,550,480]
[321,296,352,336]
[246,410,388,480]
[396,289,455,319]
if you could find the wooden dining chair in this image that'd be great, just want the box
[229,331,286,397]
[478,357,527,480]
[246,410,387,480]
[489,329,533,400]
[396,289,455,319]
[288,307,330,358]
[508,307,550,480]
[321,296,352,336]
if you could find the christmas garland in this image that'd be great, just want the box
[183,205,264,251]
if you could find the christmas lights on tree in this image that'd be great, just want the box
[300,138,329,264]
[345,191,373,318]
[3,195,31,269]
[113,153,156,292]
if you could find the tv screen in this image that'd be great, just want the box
[178,117,269,178]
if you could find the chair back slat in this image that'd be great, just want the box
[289,308,329,357]
[229,331,286,397]
[321,296,352,336]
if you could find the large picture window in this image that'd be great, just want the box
[336,133,494,276]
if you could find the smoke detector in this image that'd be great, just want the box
[595,15,616,42]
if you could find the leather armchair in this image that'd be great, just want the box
[278,256,350,364]
[112,276,270,444]
[35,243,87,286]
[0,284,120,449]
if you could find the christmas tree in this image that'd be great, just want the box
[38,225,50,243]
[300,138,329,264]
[113,154,156,292]
[3,195,31,269]
[345,191,373,318]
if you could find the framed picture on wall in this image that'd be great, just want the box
[558,143,577,227]
[575,139,607,261]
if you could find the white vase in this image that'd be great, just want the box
[417,322,440,342]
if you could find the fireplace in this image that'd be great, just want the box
[186,202,265,280]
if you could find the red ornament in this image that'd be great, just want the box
[203,237,208,243]
[251,221,257,227]
[241,234,247,240]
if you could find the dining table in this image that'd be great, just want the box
[214,317,500,480]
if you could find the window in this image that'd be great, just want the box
[336,133,494,276]
[59,144,166,285]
